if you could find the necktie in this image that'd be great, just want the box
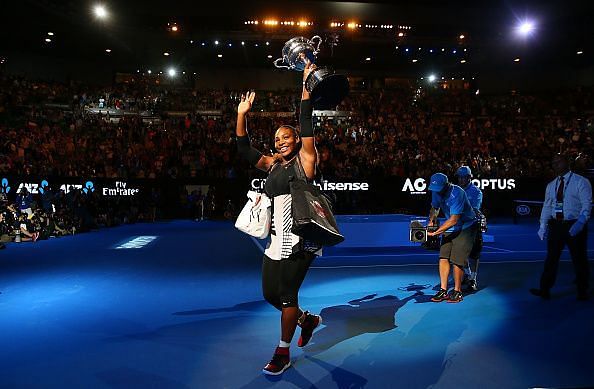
[556,176,564,220]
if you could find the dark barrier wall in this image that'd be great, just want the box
[5,175,589,219]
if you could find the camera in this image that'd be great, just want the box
[409,219,438,242]
[410,219,441,250]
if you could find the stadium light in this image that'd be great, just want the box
[428,74,436,82]
[105,49,111,53]
[47,32,54,36]
[516,20,535,37]
[167,68,176,77]
[147,70,152,74]
[93,4,108,19]
[577,50,583,55]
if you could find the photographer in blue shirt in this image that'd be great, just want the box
[427,173,479,303]
[456,166,483,291]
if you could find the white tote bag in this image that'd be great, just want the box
[235,191,271,239]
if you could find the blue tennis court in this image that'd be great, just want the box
[0,215,593,388]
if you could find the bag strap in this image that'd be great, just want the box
[294,154,310,183]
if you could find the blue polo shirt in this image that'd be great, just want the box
[17,193,33,210]
[432,184,477,232]
[463,183,483,210]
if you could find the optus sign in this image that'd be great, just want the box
[402,178,516,195]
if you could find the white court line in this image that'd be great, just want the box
[311,258,594,269]
[250,236,594,258]
[483,245,514,253]
[250,237,265,253]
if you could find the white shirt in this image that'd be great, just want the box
[540,171,592,224]
[264,194,322,260]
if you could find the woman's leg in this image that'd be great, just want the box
[261,256,282,311]
[278,251,315,343]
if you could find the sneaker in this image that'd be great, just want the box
[431,288,449,302]
[446,290,463,303]
[468,279,478,291]
[462,274,470,286]
[529,288,550,300]
[297,311,322,347]
[262,347,291,376]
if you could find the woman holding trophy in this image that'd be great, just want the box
[235,57,323,375]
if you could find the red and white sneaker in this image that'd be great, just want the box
[262,347,291,375]
[298,311,322,347]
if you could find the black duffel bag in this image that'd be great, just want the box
[290,158,344,246]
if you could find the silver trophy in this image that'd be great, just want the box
[274,36,349,109]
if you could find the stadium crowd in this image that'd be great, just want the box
[1,75,592,182]
[0,74,592,243]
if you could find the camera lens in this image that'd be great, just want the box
[414,230,425,241]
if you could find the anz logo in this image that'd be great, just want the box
[59,180,94,194]
[83,181,95,194]
[1,178,10,193]
[17,182,40,194]
[39,180,49,194]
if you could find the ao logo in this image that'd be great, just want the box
[402,178,427,194]
[516,205,531,216]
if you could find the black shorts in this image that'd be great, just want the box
[439,223,479,267]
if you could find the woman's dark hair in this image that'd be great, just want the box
[277,125,298,135]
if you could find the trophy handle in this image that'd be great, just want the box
[273,58,291,69]
[310,35,323,55]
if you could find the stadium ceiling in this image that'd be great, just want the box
[0,0,592,73]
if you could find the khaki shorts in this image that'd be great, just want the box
[439,223,479,267]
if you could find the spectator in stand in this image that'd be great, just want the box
[16,186,34,218]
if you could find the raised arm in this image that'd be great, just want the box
[236,91,275,172]
[298,60,318,180]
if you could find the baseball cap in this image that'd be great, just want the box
[456,166,472,177]
[428,173,449,192]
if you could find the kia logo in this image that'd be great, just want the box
[516,205,531,216]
